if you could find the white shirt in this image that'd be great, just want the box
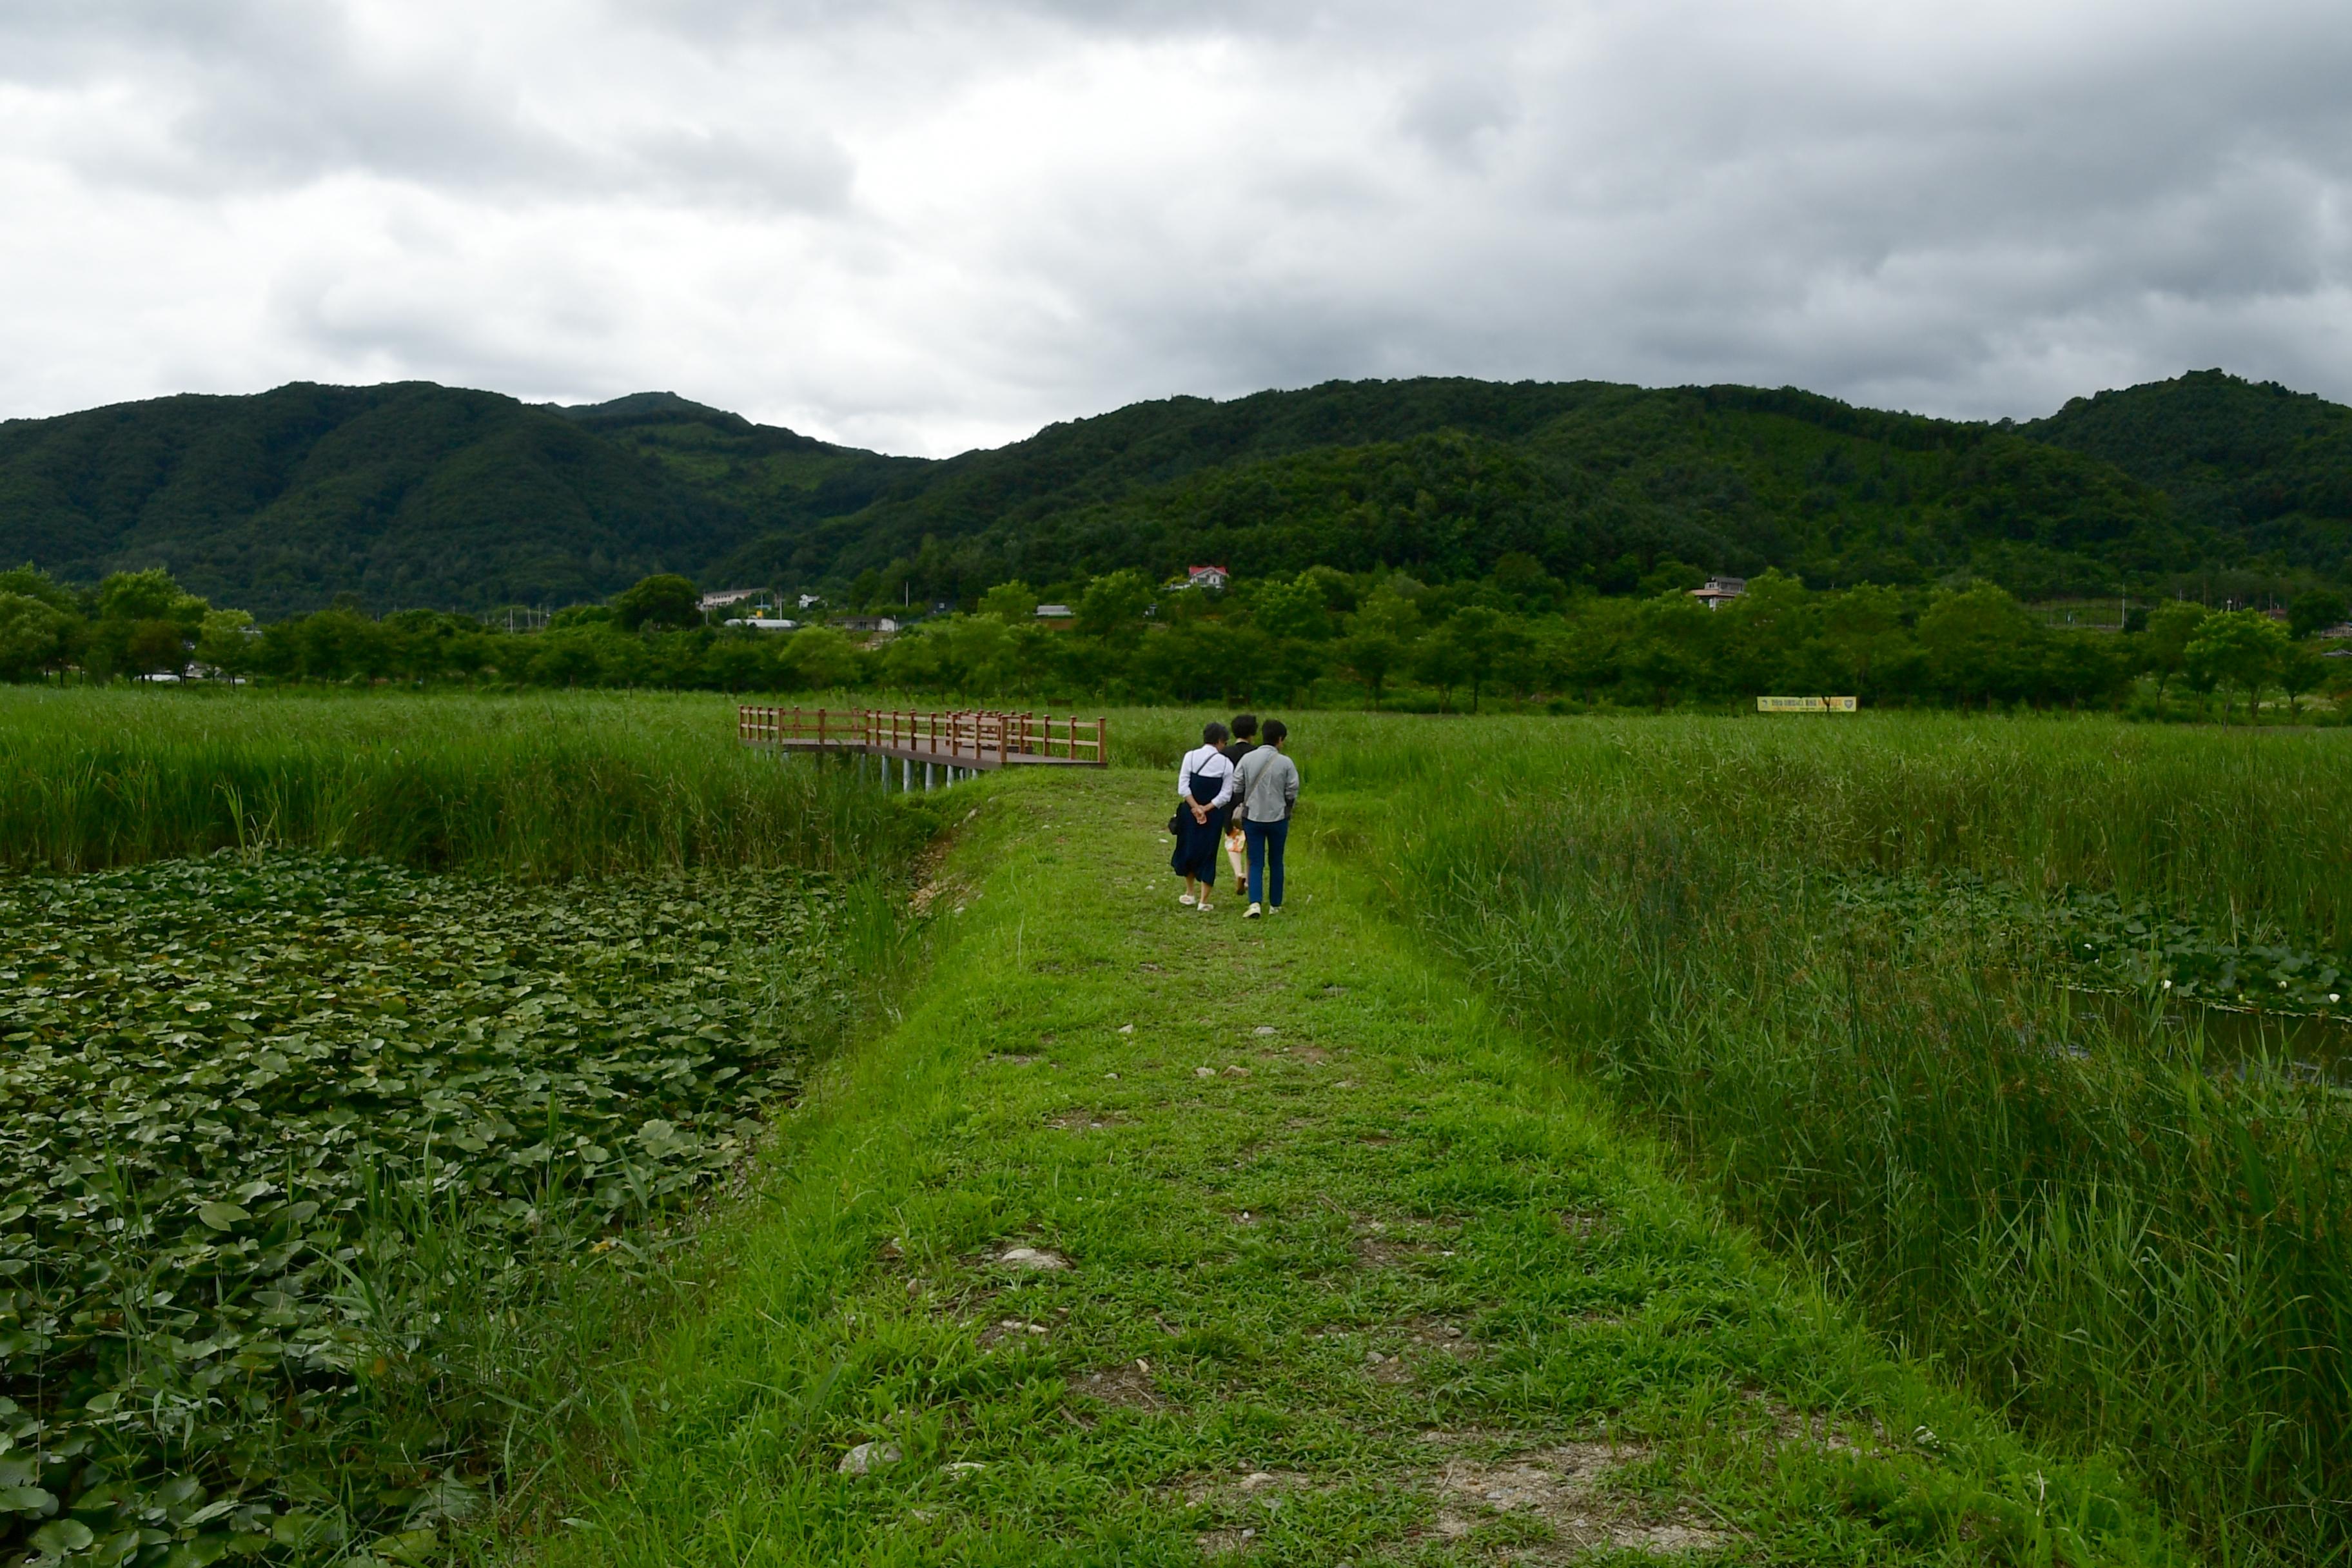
[1175,743,1237,808]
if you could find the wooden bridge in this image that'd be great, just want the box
[738,706,1108,788]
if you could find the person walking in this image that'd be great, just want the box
[1170,721,1236,910]
[1231,718,1298,919]
[1222,713,1259,898]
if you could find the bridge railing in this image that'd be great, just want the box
[736,706,1107,767]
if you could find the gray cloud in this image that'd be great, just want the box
[2,0,2350,452]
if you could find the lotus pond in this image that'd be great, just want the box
[0,853,858,1565]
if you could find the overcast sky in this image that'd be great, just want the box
[3,0,2349,455]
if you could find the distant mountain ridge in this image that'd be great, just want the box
[1,369,2345,615]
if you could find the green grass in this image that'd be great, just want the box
[0,687,926,877]
[509,767,2183,1565]
[1093,707,2352,950]
[1297,712,2352,1564]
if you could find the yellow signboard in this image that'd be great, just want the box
[1757,696,1858,712]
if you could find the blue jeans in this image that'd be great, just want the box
[1244,818,1288,907]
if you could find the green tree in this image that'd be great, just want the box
[0,564,81,616]
[1818,583,1919,701]
[1076,569,1154,647]
[978,580,1036,622]
[1338,588,1420,709]
[97,568,203,627]
[193,609,256,678]
[2288,589,2347,640]
[1413,620,1476,711]
[1623,596,1712,709]
[1440,606,1529,712]
[0,593,72,681]
[2278,640,2326,718]
[1917,583,2040,706]
[784,625,863,690]
[1340,627,1406,709]
[612,574,701,632]
[2184,610,2288,723]
[527,629,606,687]
[2139,600,2208,706]
[939,614,1021,691]
[124,619,193,678]
[1251,574,1333,642]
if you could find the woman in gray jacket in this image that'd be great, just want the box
[1231,719,1298,919]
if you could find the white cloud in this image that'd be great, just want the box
[1,0,2348,453]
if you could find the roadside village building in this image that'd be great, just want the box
[1690,576,1747,609]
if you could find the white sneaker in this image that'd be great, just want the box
[1179,893,1196,906]
[1197,901,1214,912]
[1244,903,1262,919]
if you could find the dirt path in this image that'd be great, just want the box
[534,770,2179,1566]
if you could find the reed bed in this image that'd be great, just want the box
[0,687,924,877]
[1309,713,2352,1565]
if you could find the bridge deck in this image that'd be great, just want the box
[738,707,1108,771]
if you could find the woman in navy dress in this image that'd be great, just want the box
[1170,721,1237,909]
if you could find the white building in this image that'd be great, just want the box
[1690,576,1747,609]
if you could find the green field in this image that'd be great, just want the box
[2,691,2346,1564]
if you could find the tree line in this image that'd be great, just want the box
[7,559,2346,721]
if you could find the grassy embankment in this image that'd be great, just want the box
[1306,714,2351,1565]
[518,761,2182,1566]
[0,689,933,1565]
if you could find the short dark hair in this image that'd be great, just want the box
[1202,721,1230,745]
[1231,712,1258,739]
[1262,718,1288,745]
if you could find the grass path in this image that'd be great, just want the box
[531,770,2180,1566]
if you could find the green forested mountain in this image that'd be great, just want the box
[2023,369,2352,581]
[753,381,2182,603]
[0,383,757,616]
[1,370,2346,614]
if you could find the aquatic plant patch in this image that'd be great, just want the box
[1830,871,2352,1019]
[0,854,851,1565]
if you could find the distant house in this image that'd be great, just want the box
[699,587,765,612]
[798,593,825,611]
[1185,565,1230,591]
[1690,576,1747,609]
[837,615,900,634]
[1034,603,1077,627]
[2318,622,2352,640]
[723,617,798,632]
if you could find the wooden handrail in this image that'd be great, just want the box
[734,705,1107,767]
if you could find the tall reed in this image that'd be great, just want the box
[1327,714,2352,1565]
[0,687,926,877]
